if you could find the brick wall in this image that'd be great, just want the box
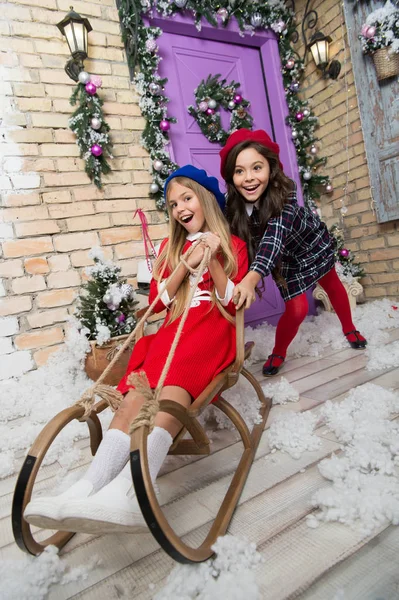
[0,0,168,379]
[1,0,398,378]
[294,0,399,299]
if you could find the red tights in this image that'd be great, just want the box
[270,268,364,366]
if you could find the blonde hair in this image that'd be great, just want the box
[153,176,236,323]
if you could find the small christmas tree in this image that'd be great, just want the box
[75,248,138,345]
[330,224,365,282]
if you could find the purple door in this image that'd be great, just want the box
[151,15,305,326]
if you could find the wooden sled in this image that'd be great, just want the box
[12,306,271,563]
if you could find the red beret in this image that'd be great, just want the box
[219,128,283,179]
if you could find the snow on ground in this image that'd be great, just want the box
[262,377,299,405]
[308,383,399,534]
[154,535,262,600]
[0,299,399,598]
[0,546,101,600]
[268,411,321,459]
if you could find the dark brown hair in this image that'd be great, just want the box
[224,141,294,287]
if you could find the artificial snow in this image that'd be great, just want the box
[268,411,321,459]
[262,377,299,405]
[366,340,399,371]
[154,535,262,599]
[0,326,112,479]
[309,383,399,535]
[0,545,101,600]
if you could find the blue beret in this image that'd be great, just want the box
[164,165,226,212]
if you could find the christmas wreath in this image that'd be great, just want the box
[187,74,253,145]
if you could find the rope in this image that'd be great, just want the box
[75,237,212,420]
[129,243,211,434]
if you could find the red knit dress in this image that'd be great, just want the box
[117,235,248,399]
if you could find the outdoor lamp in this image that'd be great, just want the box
[307,31,341,80]
[57,6,92,82]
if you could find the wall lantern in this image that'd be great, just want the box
[307,32,341,80]
[56,7,92,82]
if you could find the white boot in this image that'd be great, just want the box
[24,428,130,530]
[59,466,149,534]
[59,426,173,535]
[24,480,94,530]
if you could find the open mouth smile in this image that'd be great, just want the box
[180,214,194,224]
[243,184,260,193]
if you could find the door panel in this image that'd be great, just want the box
[157,31,285,325]
[344,0,399,223]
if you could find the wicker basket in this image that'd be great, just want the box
[85,334,132,386]
[372,47,399,81]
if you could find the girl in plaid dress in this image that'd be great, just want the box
[220,129,367,376]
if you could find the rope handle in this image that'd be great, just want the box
[76,236,213,418]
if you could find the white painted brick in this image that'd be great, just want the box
[0,316,19,336]
[9,173,41,189]
[3,157,23,172]
[0,337,14,355]
[0,176,12,190]
[0,350,33,380]
[0,224,14,240]
[0,280,5,297]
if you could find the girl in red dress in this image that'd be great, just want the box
[24,165,248,534]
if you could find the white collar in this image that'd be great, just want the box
[186,231,205,242]
[245,201,260,216]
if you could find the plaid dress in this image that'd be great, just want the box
[249,188,336,301]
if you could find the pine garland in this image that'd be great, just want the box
[69,79,113,189]
[330,224,365,280]
[188,74,253,144]
[118,0,332,210]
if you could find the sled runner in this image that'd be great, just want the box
[12,240,271,563]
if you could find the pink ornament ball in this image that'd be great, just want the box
[91,75,102,88]
[206,108,215,116]
[117,314,126,322]
[296,112,304,121]
[145,39,158,52]
[91,144,103,157]
[361,24,370,36]
[85,82,97,95]
[233,94,243,104]
[366,26,376,38]
[159,120,170,132]
[286,59,295,69]
[340,248,349,258]
[198,101,209,112]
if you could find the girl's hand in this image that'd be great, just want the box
[233,280,257,310]
[187,242,206,269]
[205,232,221,258]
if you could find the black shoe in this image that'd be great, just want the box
[262,354,285,377]
[344,330,367,349]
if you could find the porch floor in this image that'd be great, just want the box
[1,327,399,599]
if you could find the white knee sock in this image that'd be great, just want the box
[84,429,130,492]
[119,426,173,484]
